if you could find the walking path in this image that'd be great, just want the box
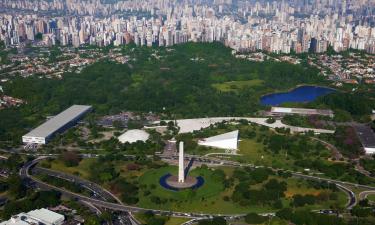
[155,117,335,134]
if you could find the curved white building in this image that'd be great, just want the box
[198,130,239,150]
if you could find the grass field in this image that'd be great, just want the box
[212,79,263,92]
[233,138,295,170]
[164,217,190,225]
[136,165,347,214]
[40,158,347,214]
[366,194,375,202]
[137,165,276,214]
[134,213,190,225]
[48,158,96,179]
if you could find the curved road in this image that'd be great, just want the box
[21,155,360,217]
[359,191,375,201]
[20,157,246,219]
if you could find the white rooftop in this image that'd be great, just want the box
[23,105,92,139]
[118,129,150,144]
[198,130,239,150]
[27,208,64,225]
[0,208,64,225]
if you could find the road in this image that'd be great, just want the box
[156,117,335,134]
[358,190,375,201]
[32,166,122,204]
[22,155,362,218]
[19,157,248,219]
[159,154,364,209]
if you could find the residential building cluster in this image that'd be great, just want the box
[0,0,374,54]
[0,95,25,109]
[310,53,375,85]
[0,47,130,79]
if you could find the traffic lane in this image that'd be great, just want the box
[32,167,116,202]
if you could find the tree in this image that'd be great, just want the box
[266,117,276,124]
[276,208,293,220]
[244,213,268,224]
[35,33,43,40]
[60,151,81,167]
[198,217,226,225]
[7,175,26,199]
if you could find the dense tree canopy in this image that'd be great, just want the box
[0,43,326,146]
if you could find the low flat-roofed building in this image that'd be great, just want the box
[0,208,65,225]
[22,105,92,144]
[270,107,334,118]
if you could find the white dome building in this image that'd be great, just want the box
[118,129,150,144]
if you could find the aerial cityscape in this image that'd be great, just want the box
[1,0,375,225]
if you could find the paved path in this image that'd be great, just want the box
[359,191,375,201]
[310,137,343,160]
[155,117,335,134]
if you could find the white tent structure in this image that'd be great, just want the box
[198,130,239,150]
[118,129,150,144]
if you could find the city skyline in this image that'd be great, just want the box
[0,0,374,54]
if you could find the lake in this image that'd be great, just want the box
[260,86,336,106]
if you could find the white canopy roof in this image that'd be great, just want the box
[198,130,239,150]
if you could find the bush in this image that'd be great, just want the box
[266,117,276,124]
[60,151,81,167]
[244,213,268,224]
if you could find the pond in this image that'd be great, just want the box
[260,85,336,106]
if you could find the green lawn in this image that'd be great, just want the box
[40,158,347,214]
[48,158,96,179]
[233,138,294,170]
[134,213,190,225]
[136,165,346,214]
[137,166,275,214]
[212,79,263,93]
[366,194,375,202]
[164,217,191,225]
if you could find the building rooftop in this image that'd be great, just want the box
[271,107,334,116]
[27,208,65,225]
[23,105,92,139]
[118,129,150,144]
[198,130,239,150]
[0,208,64,225]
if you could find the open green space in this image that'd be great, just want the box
[1,42,327,147]
[234,138,290,168]
[37,157,347,214]
[212,79,263,93]
[136,166,346,214]
[366,194,375,202]
[134,213,190,225]
[43,158,96,179]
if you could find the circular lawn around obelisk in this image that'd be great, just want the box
[136,166,274,214]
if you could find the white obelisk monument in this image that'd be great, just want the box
[178,141,185,183]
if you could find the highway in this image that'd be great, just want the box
[32,166,121,204]
[19,157,248,219]
[359,190,375,201]
[159,154,363,210]
[20,155,362,218]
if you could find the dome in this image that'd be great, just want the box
[118,129,150,144]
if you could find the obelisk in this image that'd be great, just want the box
[178,141,185,183]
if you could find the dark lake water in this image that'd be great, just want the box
[260,86,336,106]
